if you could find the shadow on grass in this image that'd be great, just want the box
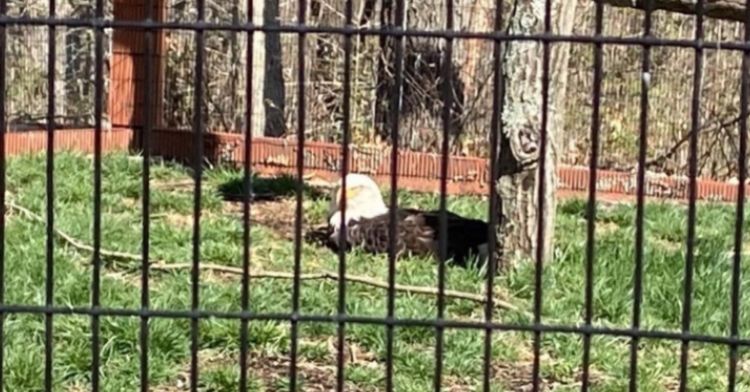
[216,173,330,202]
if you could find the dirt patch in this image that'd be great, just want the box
[155,342,383,392]
[122,197,138,208]
[223,198,321,241]
[160,212,195,228]
[596,221,621,236]
[243,353,376,392]
[152,338,488,391]
[152,179,196,192]
[653,237,682,252]
[65,383,90,392]
[491,351,607,391]
[660,376,680,392]
[491,362,604,391]
[122,186,319,240]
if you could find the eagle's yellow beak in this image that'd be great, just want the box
[337,185,362,205]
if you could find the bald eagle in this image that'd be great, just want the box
[326,173,489,267]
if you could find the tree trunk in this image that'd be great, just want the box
[55,1,69,120]
[495,0,577,267]
[249,0,286,137]
[374,0,395,140]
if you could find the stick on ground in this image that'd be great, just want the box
[6,200,522,313]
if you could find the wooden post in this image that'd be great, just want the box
[109,0,167,141]
[250,0,267,137]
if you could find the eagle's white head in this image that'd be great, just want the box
[327,173,388,231]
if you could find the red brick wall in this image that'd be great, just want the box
[6,127,748,203]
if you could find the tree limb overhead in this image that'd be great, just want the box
[600,0,746,23]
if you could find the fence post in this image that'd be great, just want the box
[109,0,167,148]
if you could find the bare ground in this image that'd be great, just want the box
[146,338,603,392]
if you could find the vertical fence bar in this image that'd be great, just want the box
[385,0,406,389]
[531,0,553,390]
[482,0,504,391]
[335,0,354,389]
[434,0,454,389]
[0,0,7,387]
[239,0,255,389]
[140,0,156,390]
[289,0,307,388]
[628,0,653,389]
[678,0,704,390]
[728,3,750,390]
[90,0,106,387]
[44,0,56,390]
[190,0,206,389]
[580,1,604,390]
[1,3,748,392]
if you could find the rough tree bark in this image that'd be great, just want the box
[495,0,577,267]
[250,0,286,137]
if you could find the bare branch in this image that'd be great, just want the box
[631,112,748,172]
[600,0,747,23]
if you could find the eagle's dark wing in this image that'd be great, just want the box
[339,208,487,266]
[406,208,489,266]
[341,209,435,259]
[305,224,344,252]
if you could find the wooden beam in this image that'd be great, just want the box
[109,0,167,131]
[601,0,746,23]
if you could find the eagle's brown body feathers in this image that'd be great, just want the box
[333,208,488,266]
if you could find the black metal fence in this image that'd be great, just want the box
[0,0,748,391]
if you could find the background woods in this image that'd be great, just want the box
[3,0,748,182]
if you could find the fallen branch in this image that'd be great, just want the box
[8,201,141,262]
[5,200,522,313]
[150,262,521,312]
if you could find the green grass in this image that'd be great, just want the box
[2,150,749,391]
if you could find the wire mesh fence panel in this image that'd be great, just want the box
[0,0,749,391]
